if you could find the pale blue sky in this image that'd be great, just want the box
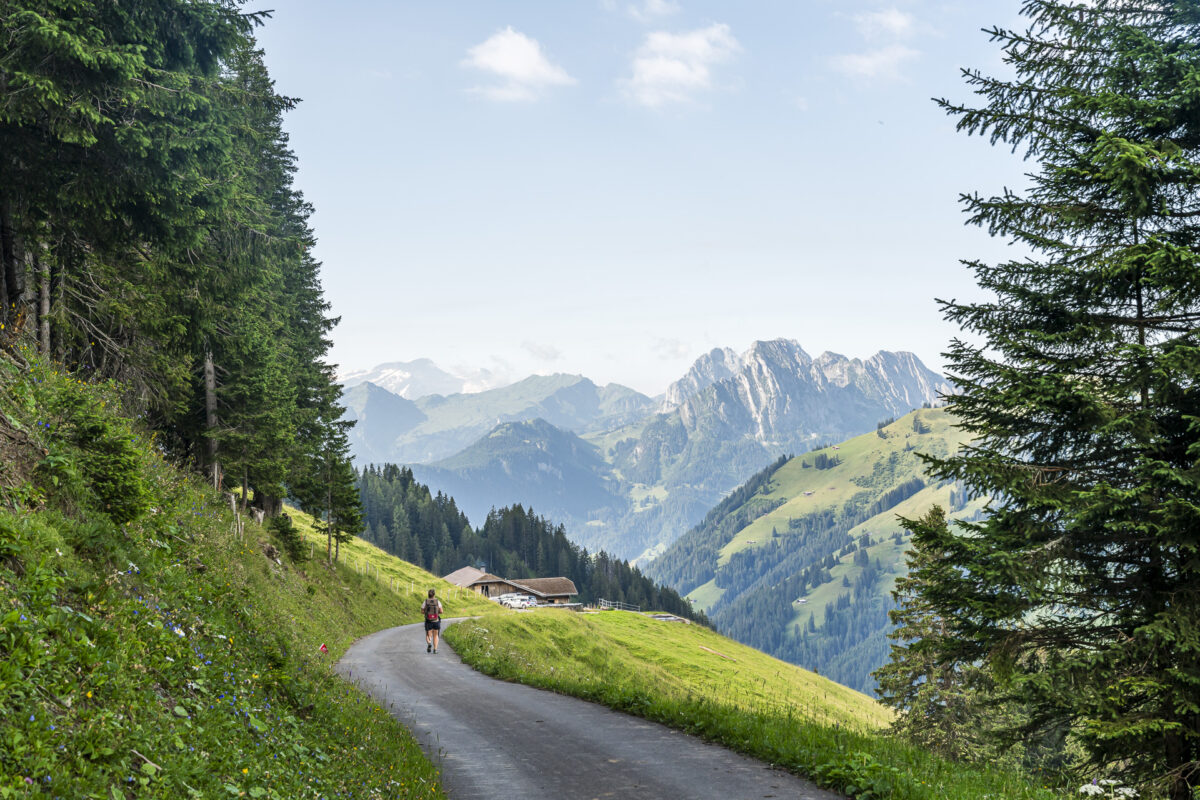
[256,1,1027,396]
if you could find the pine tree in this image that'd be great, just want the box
[875,508,987,760]
[910,2,1200,795]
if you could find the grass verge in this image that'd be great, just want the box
[445,610,1069,800]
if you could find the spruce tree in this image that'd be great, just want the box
[912,2,1200,795]
[875,508,990,760]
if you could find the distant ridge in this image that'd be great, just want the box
[340,373,656,466]
[340,358,506,399]
[664,340,949,446]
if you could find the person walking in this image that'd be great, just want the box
[421,589,444,654]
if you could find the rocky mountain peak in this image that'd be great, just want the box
[745,338,813,366]
[674,344,950,447]
[662,346,743,410]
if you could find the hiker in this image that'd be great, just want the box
[422,589,443,654]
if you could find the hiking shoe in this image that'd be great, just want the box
[433,648,437,654]
[427,643,431,653]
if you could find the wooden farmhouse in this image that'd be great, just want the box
[442,566,579,605]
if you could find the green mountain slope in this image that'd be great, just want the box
[0,356,500,798]
[646,408,985,693]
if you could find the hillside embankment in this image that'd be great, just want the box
[0,352,493,798]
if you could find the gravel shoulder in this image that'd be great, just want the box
[337,620,843,800]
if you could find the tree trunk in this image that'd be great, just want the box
[250,489,283,517]
[51,244,63,360]
[0,197,15,327]
[326,474,333,563]
[1165,728,1193,800]
[38,253,49,355]
[204,351,220,489]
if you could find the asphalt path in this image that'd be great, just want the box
[336,620,843,800]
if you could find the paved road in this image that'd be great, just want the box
[336,621,842,800]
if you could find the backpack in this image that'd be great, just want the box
[424,599,441,622]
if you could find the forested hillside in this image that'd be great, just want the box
[0,1,360,544]
[647,409,983,692]
[357,465,706,622]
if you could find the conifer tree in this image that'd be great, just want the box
[909,2,1200,795]
[875,508,988,760]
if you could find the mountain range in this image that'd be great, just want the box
[342,373,656,465]
[339,358,506,399]
[341,340,951,562]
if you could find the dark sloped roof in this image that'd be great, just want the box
[509,577,578,597]
[469,573,509,584]
[442,566,486,587]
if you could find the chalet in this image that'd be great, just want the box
[442,567,579,605]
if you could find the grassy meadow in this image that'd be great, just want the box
[446,609,1070,800]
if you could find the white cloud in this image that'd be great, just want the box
[831,44,919,80]
[522,341,564,362]
[652,337,691,360]
[624,23,740,107]
[628,0,681,23]
[463,27,576,102]
[832,7,923,82]
[852,8,915,41]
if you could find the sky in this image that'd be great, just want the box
[255,0,1030,397]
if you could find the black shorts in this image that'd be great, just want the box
[424,619,441,631]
